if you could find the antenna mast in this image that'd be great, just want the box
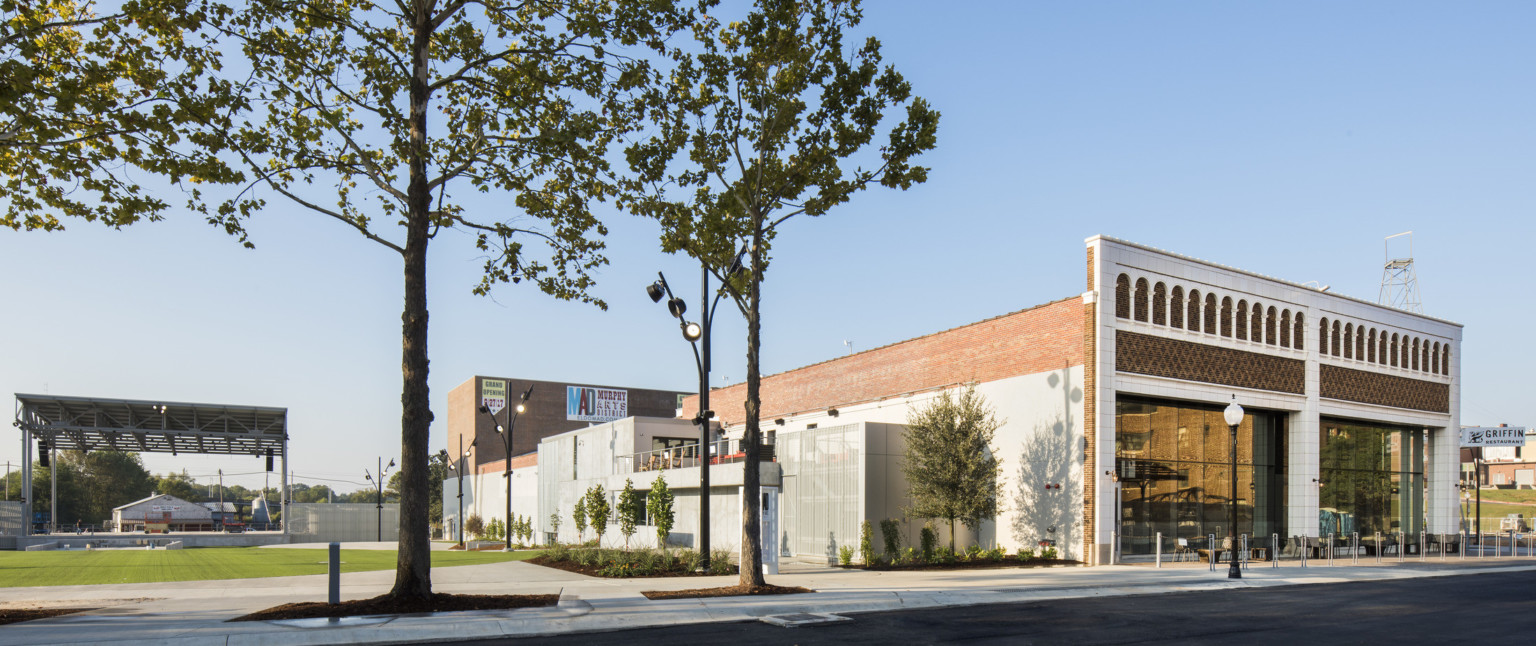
[1378,231,1422,313]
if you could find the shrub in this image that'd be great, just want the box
[648,475,675,548]
[838,544,855,566]
[676,549,702,572]
[1041,547,1058,560]
[964,544,984,561]
[573,498,588,542]
[932,545,955,565]
[544,543,572,562]
[985,547,1006,562]
[586,484,611,545]
[485,518,505,542]
[860,521,875,565]
[920,523,938,561]
[880,519,902,559]
[709,548,735,575]
[465,514,484,539]
[900,547,920,564]
[1018,547,1036,560]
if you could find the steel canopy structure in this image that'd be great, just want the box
[13,393,289,535]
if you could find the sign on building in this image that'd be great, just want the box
[567,386,627,422]
[481,379,507,415]
[1461,426,1528,447]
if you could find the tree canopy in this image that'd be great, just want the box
[902,384,1003,548]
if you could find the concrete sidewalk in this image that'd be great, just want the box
[2,555,1533,646]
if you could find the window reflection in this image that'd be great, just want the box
[1318,420,1424,539]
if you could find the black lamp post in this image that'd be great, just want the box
[648,249,745,570]
[364,457,395,542]
[479,384,532,552]
[441,435,476,545]
[1223,396,1245,579]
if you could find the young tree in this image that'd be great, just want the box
[205,0,699,600]
[464,514,484,540]
[617,478,640,549]
[573,497,588,543]
[549,511,561,544]
[626,0,939,586]
[585,484,610,545]
[0,0,239,232]
[902,384,1003,549]
[647,474,675,549]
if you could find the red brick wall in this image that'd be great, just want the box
[685,297,1085,424]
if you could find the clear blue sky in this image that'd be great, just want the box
[2,1,1531,493]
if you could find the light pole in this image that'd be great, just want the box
[1223,396,1245,579]
[647,249,746,571]
[441,435,476,546]
[364,457,395,542]
[479,385,532,552]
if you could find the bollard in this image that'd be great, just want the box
[1352,532,1359,564]
[1156,531,1162,568]
[1241,534,1249,570]
[1328,533,1335,567]
[1272,533,1279,568]
[328,541,341,606]
[1418,531,1425,561]
[1461,530,1467,560]
[1300,534,1308,568]
[1209,534,1216,572]
[1375,531,1382,563]
[1398,531,1404,562]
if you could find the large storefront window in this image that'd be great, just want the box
[1115,396,1286,556]
[1318,419,1424,539]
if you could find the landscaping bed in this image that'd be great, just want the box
[0,607,96,626]
[230,593,557,622]
[842,555,1080,571]
[527,545,738,578]
[641,584,813,600]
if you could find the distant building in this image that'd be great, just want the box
[113,493,215,532]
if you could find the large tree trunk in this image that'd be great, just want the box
[390,0,434,600]
[739,219,766,588]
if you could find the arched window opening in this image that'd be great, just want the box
[1432,342,1440,374]
[1391,333,1399,367]
[1170,286,1184,328]
[1442,345,1450,375]
[1249,303,1263,343]
[1265,307,1277,345]
[1379,333,1389,365]
[1235,300,1249,340]
[1115,274,1130,319]
[1133,278,1149,322]
[1294,313,1305,350]
[1280,310,1292,348]
[1343,323,1354,360]
[1331,321,1342,357]
[1204,294,1218,334]
[1319,317,1329,355]
[1355,326,1365,359]
[1186,290,1201,332]
[1412,338,1422,371]
[1220,297,1233,337]
[1367,329,1377,363]
[1152,282,1167,325]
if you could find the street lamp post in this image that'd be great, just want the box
[364,457,395,542]
[648,249,745,571]
[441,435,476,545]
[1223,396,1245,579]
[480,385,532,552]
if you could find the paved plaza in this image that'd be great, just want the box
[1,544,1533,646]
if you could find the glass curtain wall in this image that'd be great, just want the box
[1317,419,1424,542]
[1115,396,1286,556]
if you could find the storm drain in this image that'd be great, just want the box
[760,613,852,628]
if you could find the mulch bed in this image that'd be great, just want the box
[526,555,738,578]
[229,593,557,622]
[641,584,814,600]
[844,557,1082,572]
[0,608,96,626]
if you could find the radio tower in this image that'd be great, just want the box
[1378,231,1422,314]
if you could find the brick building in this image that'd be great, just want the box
[685,235,1462,564]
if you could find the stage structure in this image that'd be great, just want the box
[13,394,288,536]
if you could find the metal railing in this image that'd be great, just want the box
[629,439,776,474]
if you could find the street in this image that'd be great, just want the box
[462,569,1535,645]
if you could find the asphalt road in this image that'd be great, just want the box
[463,569,1536,645]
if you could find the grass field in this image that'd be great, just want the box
[0,547,540,588]
[1476,489,1536,505]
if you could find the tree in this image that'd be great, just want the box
[902,384,1002,549]
[464,513,484,540]
[72,450,153,524]
[155,471,203,503]
[647,474,674,549]
[617,478,640,549]
[0,0,239,232]
[573,497,588,543]
[549,511,561,544]
[626,0,938,586]
[585,484,610,545]
[204,0,700,601]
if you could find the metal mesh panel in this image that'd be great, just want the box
[779,424,862,560]
[287,503,399,543]
[0,501,23,536]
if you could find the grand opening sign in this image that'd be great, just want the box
[1461,426,1528,447]
[567,386,627,422]
[481,379,508,415]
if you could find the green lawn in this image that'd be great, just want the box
[1476,489,1536,505]
[0,547,540,588]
